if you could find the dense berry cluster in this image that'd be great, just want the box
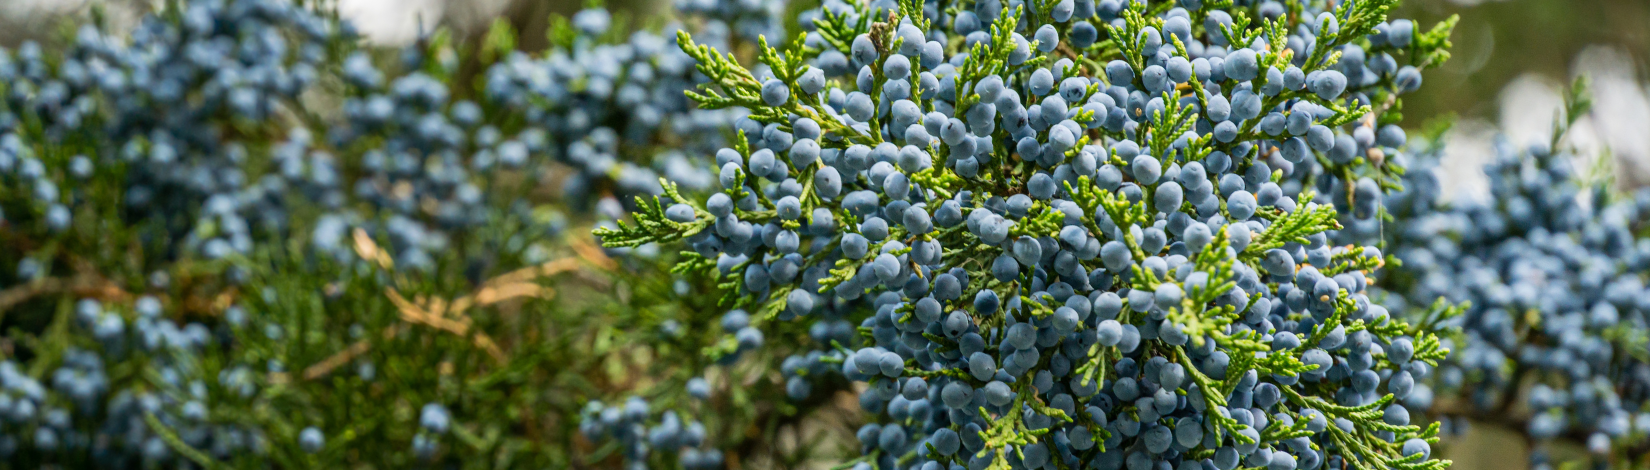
[676,0,792,46]
[0,0,346,262]
[325,3,789,266]
[799,0,1438,213]
[329,47,542,267]
[599,1,1459,470]
[577,397,724,470]
[481,8,738,211]
[1368,128,1650,464]
[0,297,265,466]
[0,0,740,466]
[0,1,346,463]
[17,0,1650,468]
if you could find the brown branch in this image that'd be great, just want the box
[307,232,587,380]
[486,257,581,286]
[303,339,373,381]
[352,228,396,270]
[384,287,507,362]
[0,278,67,313]
[568,236,617,271]
[301,325,401,381]
[0,273,130,316]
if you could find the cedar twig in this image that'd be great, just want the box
[301,326,395,381]
[383,288,506,362]
[0,273,129,316]
[145,412,220,469]
[323,229,594,379]
[569,236,617,270]
[352,228,396,270]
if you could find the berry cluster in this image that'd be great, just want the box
[0,1,348,462]
[676,0,792,46]
[0,0,346,262]
[598,1,1459,470]
[330,51,548,267]
[0,0,741,466]
[578,397,724,470]
[482,8,734,211]
[0,297,265,466]
[32,0,1650,468]
[1365,115,1650,465]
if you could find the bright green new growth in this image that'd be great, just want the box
[599,0,1460,470]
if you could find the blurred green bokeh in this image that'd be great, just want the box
[1395,0,1649,125]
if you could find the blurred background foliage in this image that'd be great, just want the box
[1393,0,1650,193]
[1391,0,1648,126]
